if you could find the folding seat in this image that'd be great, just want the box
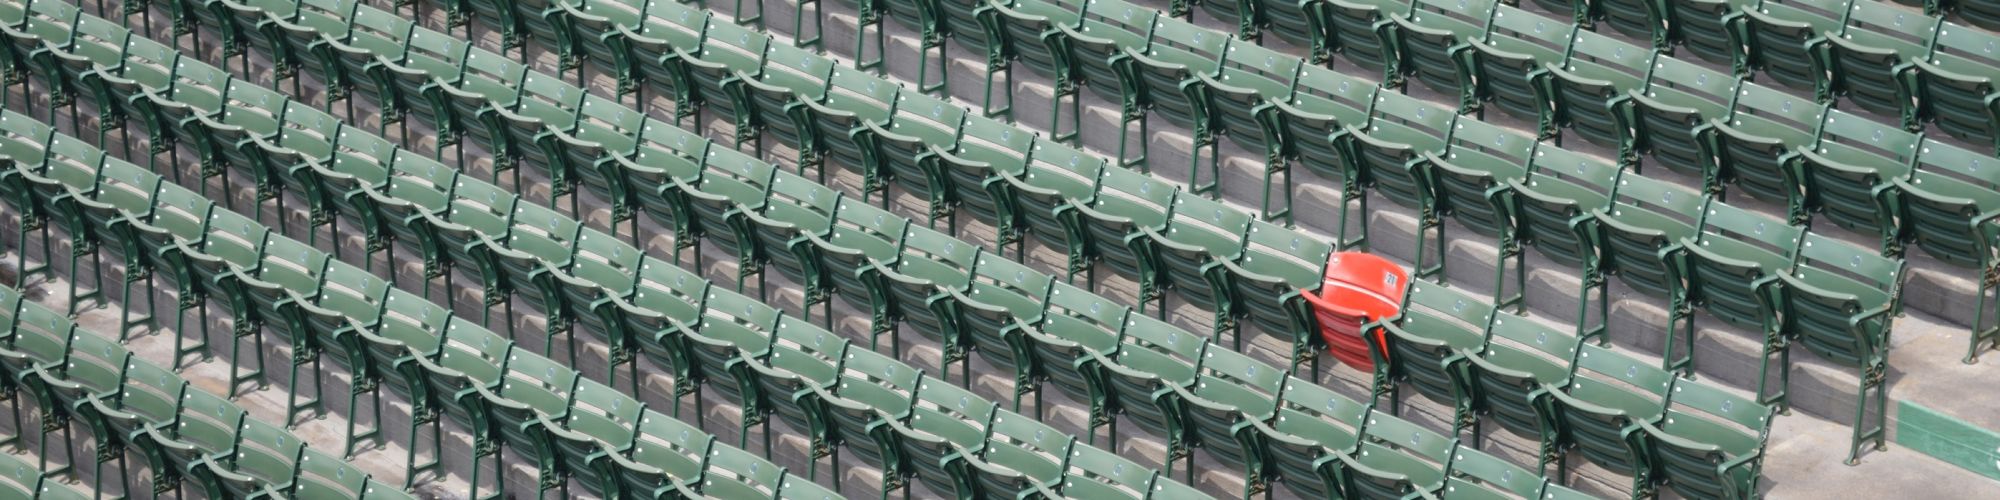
[678,150,777,279]
[884,375,997,496]
[1442,443,1543,499]
[1712,82,1825,223]
[0,446,88,499]
[1268,66,1373,239]
[363,152,459,288]
[606,410,711,499]
[1669,0,1757,69]
[1471,6,1574,139]
[954,408,1072,497]
[1546,343,1671,496]
[202,417,305,497]
[146,387,245,497]
[1388,0,1494,111]
[989,0,1086,137]
[1141,193,1251,335]
[1019,281,1127,415]
[552,0,651,77]
[1371,279,1491,432]
[683,19,768,139]
[1797,109,1919,252]
[945,251,1053,389]
[368,21,463,132]
[1168,347,1283,495]
[815,346,923,491]
[551,96,648,231]
[145,62,233,183]
[44,326,131,496]
[1914,23,2000,153]
[1548,30,1656,156]
[700,444,789,498]
[1894,140,2000,362]
[411,318,512,496]
[185,209,274,393]
[1058,444,1157,497]
[732,43,828,161]
[1065,167,1174,289]
[1826,0,1939,129]
[294,448,373,498]
[75,159,163,336]
[1096,314,1205,471]
[489,202,585,359]
[553,228,645,383]
[1776,233,1900,463]
[20,134,109,310]
[1678,199,1800,389]
[204,83,292,203]
[615,256,711,414]
[1218,220,1332,373]
[1331,410,1452,498]
[802,197,906,327]
[1498,146,1618,293]
[932,114,1033,238]
[876,225,979,366]
[49,16,127,136]
[1594,170,1704,321]
[314,266,408,462]
[238,236,333,423]
[1429,119,1535,309]
[683,288,783,433]
[1458,310,1579,472]
[430,177,515,314]
[1322,0,1408,85]
[316,129,394,239]
[1628,56,1736,185]
[548,378,644,497]
[499,74,588,194]
[739,317,845,461]
[617,120,708,252]
[1630,376,1771,499]
[1125,17,1229,181]
[873,91,967,224]
[1001,137,1103,260]
[259,103,343,234]
[0,0,81,114]
[217,0,305,78]
[613,0,709,114]
[482,352,583,499]
[1347,92,1456,279]
[438,50,529,167]
[800,69,902,197]
[0,115,55,279]
[85,356,189,494]
[1196,41,1299,220]
[266,0,359,93]
[776,473,845,498]
[934,0,1009,119]
[1742,0,1846,97]
[463,0,534,52]
[93,35,179,153]
[1058,0,1154,157]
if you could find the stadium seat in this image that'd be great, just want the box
[1458,310,1579,473]
[1096,313,1203,471]
[1825,0,1937,129]
[949,251,1054,390]
[1601,0,1674,48]
[739,42,830,160]
[548,378,644,497]
[554,96,650,234]
[1265,0,1328,61]
[678,149,776,282]
[545,0,650,90]
[1798,109,1918,253]
[1680,199,1800,401]
[556,228,646,383]
[1712,82,1825,224]
[617,256,711,416]
[682,288,780,435]
[740,170,840,305]
[1371,278,1491,436]
[1205,0,1262,40]
[1272,66,1375,246]
[1779,233,1901,463]
[990,0,1086,139]
[1334,409,1451,498]
[489,202,583,361]
[1219,220,1333,373]
[1893,138,2000,362]
[1914,23,2000,153]
[1628,56,1735,186]
[1429,118,1535,310]
[700,446,788,498]
[612,0,707,117]
[1141,193,1251,335]
[1741,0,1845,98]
[1247,375,1367,499]
[1442,443,1542,499]
[1348,92,1454,279]
[1170,347,1284,495]
[0,444,88,499]
[932,114,1032,240]
[1641,376,1773,499]
[238,236,332,422]
[1059,0,1155,167]
[1471,6,1572,139]
[1547,343,1671,496]
[884,374,997,495]
[871,90,966,225]
[606,411,710,498]
[803,197,905,331]
[617,121,707,260]
[1196,40,1299,221]
[955,409,1071,497]
[876,225,977,365]
[1001,137,1103,262]
[202,418,305,498]
[1496,144,1618,343]
[681,19,766,142]
[1668,0,1755,70]
[1322,0,1406,84]
[1020,281,1126,417]
[1389,0,1492,111]
[799,68,900,197]
[817,346,923,491]
[1126,16,1229,189]
[150,387,246,498]
[410,317,511,498]
[739,316,843,462]
[1547,30,1654,157]
[73,159,163,337]
[1065,166,1174,291]
[295,448,374,498]
[1595,168,1704,317]
[1060,443,1158,496]
[482,351,581,498]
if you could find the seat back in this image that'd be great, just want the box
[1649,376,1773,499]
[1597,170,1706,297]
[700,446,786,498]
[1443,443,1541,499]
[1782,233,1904,365]
[1899,138,2000,268]
[1060,444,1156,498]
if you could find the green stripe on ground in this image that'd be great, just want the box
[1897,401,2000,481]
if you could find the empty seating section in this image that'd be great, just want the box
[9,0,1998,496]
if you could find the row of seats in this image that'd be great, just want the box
[0,280,411,499]
[113,0,1920,484]
[0,105,1202,500]
[15,1,1608,496]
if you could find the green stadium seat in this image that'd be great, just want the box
[1389,0,1493,111]
[1913,23,2000,153]
[555,228,644,384]
[294,448,372,499]
[239,236,332,423]
[1778,233,1901,463]
[801,197,904,331]
[1196,40,1298,220]
[871,90,966,225]
[1272,66,1374,246]
[884,375,997,495]
[1059,443,1156,497]
[1125,17,1227,187]
[1348,92,1454,279]
[1141,193,1250,337]
[680,149,775,284]
[1065,167,1173,292]
[483,351,581,498]
[0,449,88,499]
[1641,376,1773,498]
[817,346,922,491]
[1741,0,1845,97]
[1458,310,1579,472]
[1441,443,1541,499]
[617,121,708,257]
[548,378,644,497]
[1471,6,1573,139]
[739,43,831,159]
[1204,0,1261,40]
[799,68,900,197]
[957,409,1071,497]
[617,256,710,415]
[740,316,843,462]
[1096,313,1203,472]
[1001,137,1102,261]
[318,266,401,460]
[1595,169,1704,319]
[411,318,511,498]
[699,446,786,498]
[1711,82,1820,223]
[948,251,1053,391]
[193,209,273,395]
[1429,118,1534,311]
[740,170,839,305]
[21,134,107,311]
[151,387,246,498]
[1547,30,1655,156]
[1893,139,2000,362]
[989,0,1085,139]
[1547,343,1671,496]
[1333,410,1451,498]
[613,0,707,113]
[1020,281,1126,417]
[935,0,1006,118]
[1798,109,1918,253]
[877,225,977,364]
[432,177,513,316]
[374,22,470,133]
[553,96,650,233]
[203,418,304,497]
[73,159,162,337]
[932,115,1032,240]
[606,411,710,499]
[1600,0,1674,47]
[1628,56,1736,186]
[490,202,583,360]
[1265,0,1328,61]
[1669,0,1756,70]
[1680,200,1799,396]
[1825,0,1937,129]
[92,356,188,494]
[1220,222,1332,373]
[1170,347,1283,495]
[1322,0,1406,84]
[1371,279,1491,436]
[684,288,781,434]
[1058,0,1154,167]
